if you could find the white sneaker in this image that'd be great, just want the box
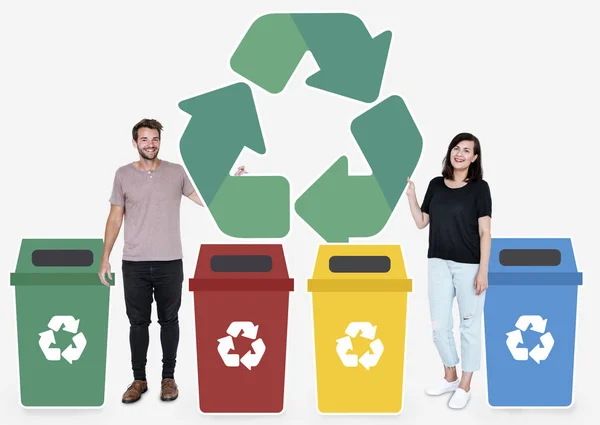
[448,388,471,409]
[425,378,459,395]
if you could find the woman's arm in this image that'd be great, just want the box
[475,216,491,295]
[406,177,430,229]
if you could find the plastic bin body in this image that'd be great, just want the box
[308,245,412,414]
[484,238,582,408]
[10,239,114,407]
[189,244,294,414]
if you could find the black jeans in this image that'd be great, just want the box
[122,259,183,381]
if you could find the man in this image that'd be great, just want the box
[98,118,245,404]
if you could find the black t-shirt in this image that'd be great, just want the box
[420,176,492,264]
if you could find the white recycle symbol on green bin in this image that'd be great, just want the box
[506,315,554,364]
[38,315,87,364]
[336,322,384,370]
[217,321,266,370]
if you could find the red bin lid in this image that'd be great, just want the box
[189,244,294,292]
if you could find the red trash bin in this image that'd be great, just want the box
[189,244,294,413]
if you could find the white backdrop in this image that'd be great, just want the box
[1,1,599,424]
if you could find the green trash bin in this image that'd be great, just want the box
[10,239,114,407]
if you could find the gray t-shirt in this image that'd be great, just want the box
[109,160,195,261]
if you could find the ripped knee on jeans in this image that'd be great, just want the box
[461,313,476,329]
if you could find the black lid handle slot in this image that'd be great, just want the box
[499,249,561,266]
[210,255,273,272]
[31,249,94,267]
[329,256,391,273]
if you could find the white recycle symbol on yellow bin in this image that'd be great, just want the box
[38,315,87,364]
[506,315,554,364]
[336,322,384,370]
[217,321,266,370]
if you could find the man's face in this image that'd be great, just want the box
[133,127,161,160]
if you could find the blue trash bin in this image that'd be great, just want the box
[484,238,582,408]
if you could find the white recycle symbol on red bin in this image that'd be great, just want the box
[38,315,87,364]
[217,321,266,370]
[506,315,555,364]
[336,322,384,370]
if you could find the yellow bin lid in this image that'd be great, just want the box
[308,245,412,292]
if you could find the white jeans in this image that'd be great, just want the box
[428,258,485,372]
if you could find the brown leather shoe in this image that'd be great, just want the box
[122,380,148,403]
[160,378,178,401]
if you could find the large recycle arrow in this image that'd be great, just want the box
[179,13,420,240]
[231,13,391,103]
[179,83,290,238]
[295,95,422,242]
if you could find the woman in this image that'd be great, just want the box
[406,132,492,409]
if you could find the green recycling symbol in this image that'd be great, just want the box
[179,13,422,242]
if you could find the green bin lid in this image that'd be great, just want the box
[10,238,114,286]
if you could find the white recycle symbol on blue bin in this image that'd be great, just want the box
[505,315,554,364]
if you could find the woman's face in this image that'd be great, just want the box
[450,140,477,171]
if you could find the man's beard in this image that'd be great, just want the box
[138,147,158,160]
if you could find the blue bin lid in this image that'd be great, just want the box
[488,238,582,286]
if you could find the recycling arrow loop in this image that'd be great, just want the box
[345,321,377,340]
[38,315,87,364]
[505,315,555,364]
[359,339,384,371]
[530,332,554,364]
[62,332,87,364]
[217,335,240,367]
[48,315,80,334]
[38,330,61,361]
[505,330,528,361]
[226,321,259,340]
[240,338,266,370]
[230,13,391,103]
[336,336,358,367]
[515,315,547,333]
[179,82,290,239]
[178,13,422,242]
[336,321,384,370]
[217,321,266,370]
[294,95,422,242]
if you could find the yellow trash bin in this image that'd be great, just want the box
[308,244,412,414]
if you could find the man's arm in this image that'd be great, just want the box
[98,204,124,286]
[183,165,247,207]
[186,190,205,207]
